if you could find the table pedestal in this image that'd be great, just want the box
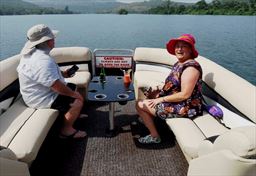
[105,102,118,137]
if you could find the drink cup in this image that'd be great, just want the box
[123,74,131,88]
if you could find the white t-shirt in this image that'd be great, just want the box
[17,49,65,108]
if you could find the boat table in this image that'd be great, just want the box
[87,76,135,137]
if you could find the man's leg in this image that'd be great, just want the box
[60,98,87,138]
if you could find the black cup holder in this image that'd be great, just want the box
[119,101,127,105]
[117,93,129,99]
[92,80,99,83]
[88,89,97,93]
[94,94,107,100]
[116,76,123,80]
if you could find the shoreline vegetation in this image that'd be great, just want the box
[149,0,256,15]
[0,0,73,15]
[0,0,255,16]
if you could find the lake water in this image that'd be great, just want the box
[0,14,255,85]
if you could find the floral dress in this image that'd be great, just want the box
[155,60,203,119]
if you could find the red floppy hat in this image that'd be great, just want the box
[166,34,198,58]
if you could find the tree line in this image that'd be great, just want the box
[148,0,256,15]
[0,7,73,15]
[0,0,74,15]
[1,0,255,15]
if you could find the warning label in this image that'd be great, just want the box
[95,56,132,68]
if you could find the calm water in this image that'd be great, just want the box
[0,14,255,85]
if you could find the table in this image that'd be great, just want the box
[87,76,135,137]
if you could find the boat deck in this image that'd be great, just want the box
[30,100,188,176]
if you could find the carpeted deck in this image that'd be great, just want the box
[30,101,188,176]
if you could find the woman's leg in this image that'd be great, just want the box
[136,100,160,138]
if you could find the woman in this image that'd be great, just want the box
[136,34,203,144]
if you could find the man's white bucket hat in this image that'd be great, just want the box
[21,24,58,55]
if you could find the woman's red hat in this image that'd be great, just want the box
[166,34,199,58]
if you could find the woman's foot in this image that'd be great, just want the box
[138,134,161,144]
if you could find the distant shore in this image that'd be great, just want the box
[1,0,255,16]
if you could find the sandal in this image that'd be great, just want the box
[138,135,161,144]
[79,114,88,119]
[59,130,87,139]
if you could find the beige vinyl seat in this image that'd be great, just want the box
[133,47,256,176]
[50,47,93,97]
[0,47,92,176]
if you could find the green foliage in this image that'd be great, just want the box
[118,8,128,15]
[148,0,256,15]
[0,0,74,15]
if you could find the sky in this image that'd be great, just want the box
[117,0,212,3]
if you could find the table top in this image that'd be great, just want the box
[87,76,135,102]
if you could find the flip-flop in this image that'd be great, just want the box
[59,130,87,139]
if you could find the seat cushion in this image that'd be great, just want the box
[0,157,30,176]
[166,118,206,160]
[213,126,256,157]
[65,71,91,88]
[8,108,58,163]
[134,70,169,100]
[0,147,17,160]
[0,97,59,163]
[0,98,35,147]
[193,113,229,138]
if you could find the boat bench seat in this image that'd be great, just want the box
[0,47,93,175]
[50,47,93,97]
[133,47,256,176]
[0,54,59,171]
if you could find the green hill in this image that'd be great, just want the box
[0,0,73,15]
[148,0,256,15]
[21,0,190,14]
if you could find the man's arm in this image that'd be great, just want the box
[51,80,83,101]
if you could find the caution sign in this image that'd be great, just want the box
[95,56,132,68]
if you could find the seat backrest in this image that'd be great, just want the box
[0,55,21,114]
[134,47,176,66]
[0,55,21,92]
[50,47,93,72]
[196,56,256,123]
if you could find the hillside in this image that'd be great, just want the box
[0,0,73,15]
[22,0,175,13]
[1,0,253,15]
[148,0,256,15]
[23,0,125,13]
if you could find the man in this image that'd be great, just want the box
[17,24,86,139]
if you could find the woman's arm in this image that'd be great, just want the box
[146,67,200,108]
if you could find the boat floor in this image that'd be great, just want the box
[30,101,188,176]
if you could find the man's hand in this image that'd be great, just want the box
[61,70,69,78]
